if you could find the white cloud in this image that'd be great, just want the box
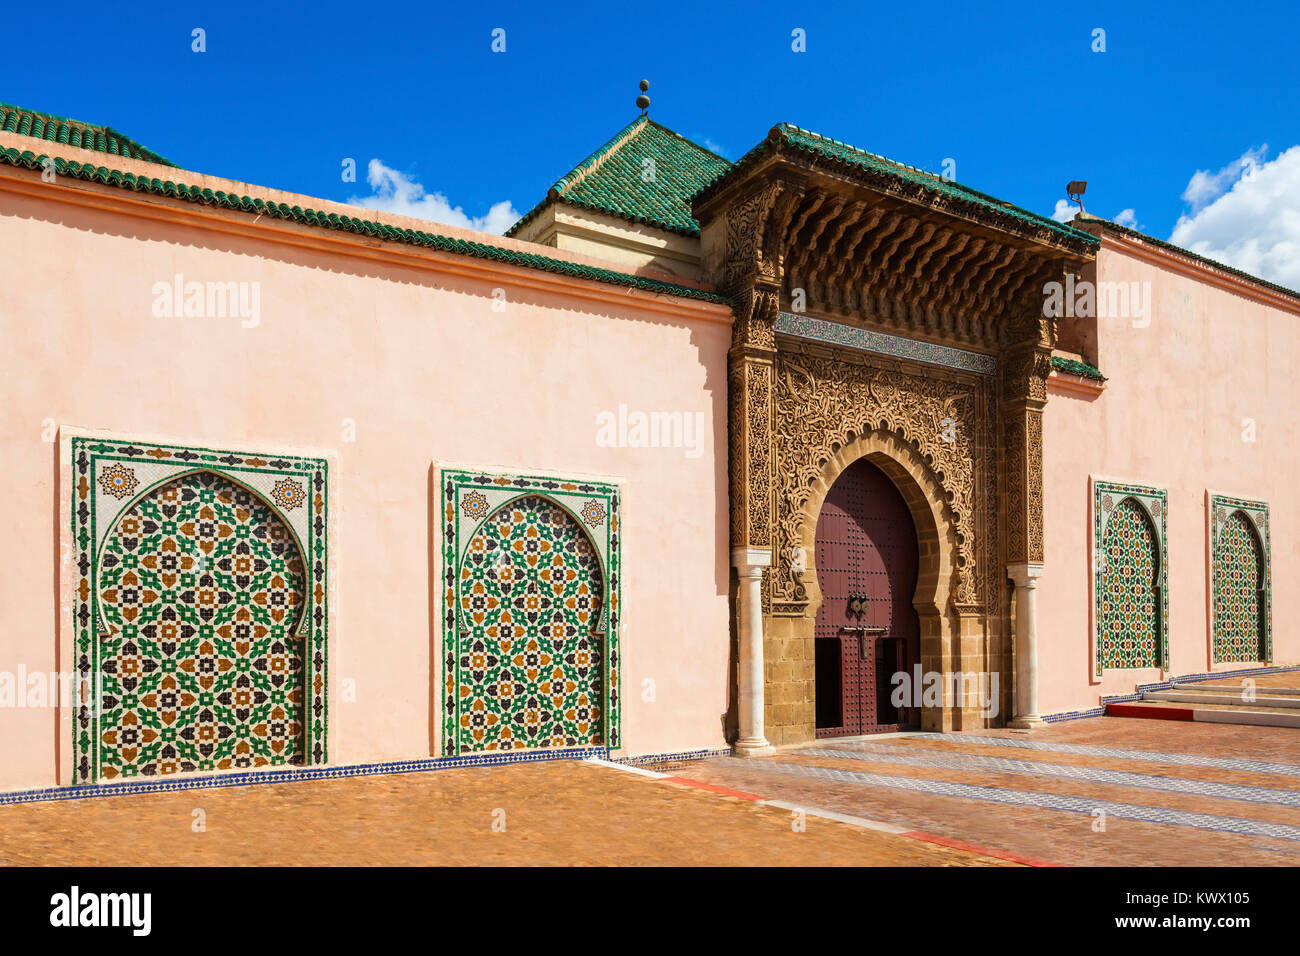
[1169,145,1300,290]
[1180,146,1268,212]
[349,159,520,235]
[1050,199,1077,223]
[703,138,729,159]
[1113,208,1138,228]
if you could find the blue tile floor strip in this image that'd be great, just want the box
[802,746,1300,808]
[615,748,732,769]
[756,760,1300,843]
[871,734,1300,778]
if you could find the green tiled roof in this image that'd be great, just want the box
[694,123,1099,252]
[506,117,731,238]
[1051,356,1106,381]
[0,102,176,167]
[0,145,727,305]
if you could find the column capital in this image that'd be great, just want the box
[1006,562,1045,588]
[732,547,773,573]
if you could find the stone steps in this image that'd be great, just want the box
[1185,683,1300,697]
[1143,689,1300,709]
[1107,697,1300,729]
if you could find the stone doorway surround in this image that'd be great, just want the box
[693,125,1099,749]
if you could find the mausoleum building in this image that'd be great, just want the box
[0,100,1293,797]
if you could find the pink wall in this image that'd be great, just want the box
[1040,237,1299,715]
[0,168,733,791]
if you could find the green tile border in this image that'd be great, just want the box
[439,468,622,756]
[1092,479,1169,676]
[0,146,728,306]
[0,101,176,166]
[1050,355,1106,381]
[776,311,997,375]
[1210,494,1271,664]
[71,437,328,784]
[1100,220,1300,304]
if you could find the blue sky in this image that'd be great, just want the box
[4,0,1298,282]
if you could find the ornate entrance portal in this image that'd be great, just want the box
[696,123,1099,748]
[814,458,920,736]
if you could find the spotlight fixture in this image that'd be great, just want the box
[1066,180,1087,214]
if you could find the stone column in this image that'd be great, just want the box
[733,547,775,756]
[703,183,786,758]
[1007,562,1046,729]
[726,284,778,757]
[999,320,1053,732]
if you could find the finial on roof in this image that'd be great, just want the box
[636,79,650,114]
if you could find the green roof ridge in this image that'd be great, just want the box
[0,101,176,167]
[1098,219,1300,304]
[693,123,1100,250]
[549,115,650,197]
[0,145,727,306]
[506,117,732,239]
[1051,355,1106,381]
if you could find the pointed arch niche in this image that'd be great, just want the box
[1091,478,1169,676]
[1208,492,1271,666]
[66,435,329,785]
[437,466,622,757]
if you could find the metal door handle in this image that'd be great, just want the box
[841,625,888,661]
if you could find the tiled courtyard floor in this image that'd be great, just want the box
[669,717,1300,866]
[1,717,1294,866]
[0,760,1009,867]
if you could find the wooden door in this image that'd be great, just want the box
[813,458,920,736]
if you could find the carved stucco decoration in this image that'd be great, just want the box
[727,357,776,551]
[707,166,1069,596]
[731,284,779,351]
[768,351,997,615]
[727,360,749,547]
[1025,412,1045,564]
[723,183,783,293]
[770,190,1077,351]
[1001,415,1028,566]
[728,287,780,550]
[1000,343,1053,565]
[1001,347,1054,404]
